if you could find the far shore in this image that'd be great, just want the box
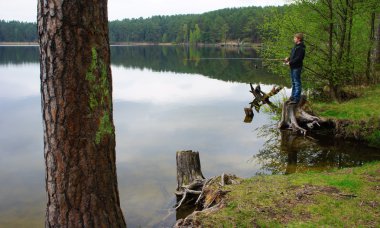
[0,42,39,46]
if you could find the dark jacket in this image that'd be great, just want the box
[289,42,306,69]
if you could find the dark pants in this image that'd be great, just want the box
[290,67,302,102]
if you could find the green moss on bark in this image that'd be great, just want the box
[95,112,113,144]
[86,47,114,144]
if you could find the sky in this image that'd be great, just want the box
[0,0,286,23]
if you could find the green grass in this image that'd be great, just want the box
[310,84,380,146]
[312,84,380,121]
[197,162,380,227]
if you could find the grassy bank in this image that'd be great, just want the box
[311,84,380,147]
[195,162,380,227]
[312,84,380,120]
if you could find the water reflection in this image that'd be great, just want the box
[0,63,40,99]
[0,46,275,227]
[1,45,378,228]
[254,123,380,174]
[112,66,249,104]
[0,46,39,65]
[110,45,283,84]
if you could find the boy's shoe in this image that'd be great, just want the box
[288,100,298,105]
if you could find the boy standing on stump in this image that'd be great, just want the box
[284,33,306,104]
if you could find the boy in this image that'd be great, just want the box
[284,33,306,104]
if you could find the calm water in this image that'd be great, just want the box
[0,46,379,227]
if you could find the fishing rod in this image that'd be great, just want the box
[184,57,284,61]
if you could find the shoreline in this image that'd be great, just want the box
[179,161,380,227]
[0,42,39,46]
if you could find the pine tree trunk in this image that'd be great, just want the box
[38,0,126,227]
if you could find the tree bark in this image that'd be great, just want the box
[38,0,126,227]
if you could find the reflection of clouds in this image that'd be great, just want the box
[0,63,279,227]
[112,65,251,104]
[114,100,268,162]
[0,64,40,99]
[114,99,270,178]
[0,96,45,227]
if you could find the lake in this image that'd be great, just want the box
[0,45,379,227]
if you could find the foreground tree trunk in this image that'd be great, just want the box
[38,0,126,227]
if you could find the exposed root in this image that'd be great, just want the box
[174,201,226,228]
[175,173,241,227]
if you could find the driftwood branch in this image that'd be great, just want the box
[244,83,283,123]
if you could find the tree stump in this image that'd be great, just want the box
[278,95,323,135]
[174,151,241,227]
[176,150,205,192]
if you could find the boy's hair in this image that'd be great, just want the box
[294,33,304,41]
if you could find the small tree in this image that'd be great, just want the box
[189,24,201,45]
[182,24,189,44]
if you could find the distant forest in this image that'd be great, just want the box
[0,6,281,43]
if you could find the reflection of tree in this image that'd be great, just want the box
[1,45,287,85]
[109,46,285,84]
[189,46,201,66]
[0,46,39,64]
[254,123,380,174]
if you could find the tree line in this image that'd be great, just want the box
[0,20,37,42]
[1,6,279,43]
[108,6,279,44]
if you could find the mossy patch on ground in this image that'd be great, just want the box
[195,162,380,227]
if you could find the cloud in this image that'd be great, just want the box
[0,0,285,22]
